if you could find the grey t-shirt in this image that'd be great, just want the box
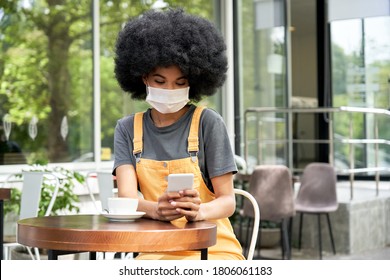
[113,105,237,192]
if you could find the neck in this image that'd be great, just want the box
[151,106,189,127]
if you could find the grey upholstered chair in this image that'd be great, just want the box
[295,162,338,259]
[243,165,295,259]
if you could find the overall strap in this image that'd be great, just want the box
[187,106,206,156]
[133,112,144,158]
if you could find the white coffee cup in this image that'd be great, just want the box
[107,197,138,214]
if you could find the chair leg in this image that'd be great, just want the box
[238,214,243,245]
[26,247,36,260]
[33,247,40,260]
[4,246,10,260]
[286,218,292,259]
[281,219,291,260]
[298,213,304,250]
[317,214,322,260]
[279,222,285,259]
[257,222,262,259]
[288,217,293,255]
[242,217,247,256]
[326,213,336,255]
[244,217,253,259]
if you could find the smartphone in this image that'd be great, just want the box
[167,173,194,192]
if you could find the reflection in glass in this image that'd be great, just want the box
[331,16,390,173]
[238,0,288,169]
[0,1,221,165]
[0,1,94,164]
[28,116,38,141]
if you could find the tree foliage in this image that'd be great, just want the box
[1,0,215,164]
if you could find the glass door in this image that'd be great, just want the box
[236,0,290,171]
[329,0,390,176]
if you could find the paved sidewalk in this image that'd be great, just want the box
[253,246,390,260]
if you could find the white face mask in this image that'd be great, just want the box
[146,86,190,114]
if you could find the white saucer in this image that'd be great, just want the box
[101,212,145,222]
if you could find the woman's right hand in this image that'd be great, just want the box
[154,192,184,221]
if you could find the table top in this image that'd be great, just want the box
[17,215,217,253]
[0,188,11,200]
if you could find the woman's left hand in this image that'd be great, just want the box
[169,189,202,221]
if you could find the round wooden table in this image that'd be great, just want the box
[17,214,217,260]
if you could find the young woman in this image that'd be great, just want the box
[113,8,244,260]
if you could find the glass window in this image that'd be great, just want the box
[0,0,221,167]
[1,1,93,165]
[330,16,390,173]
[236,0,289,170]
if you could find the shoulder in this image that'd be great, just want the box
[116,114,135,126]
[199,107,224,122]
[115,114,136,135]
[115,110,152,136]
[198,107,226,130]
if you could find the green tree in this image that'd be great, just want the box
[1,0,216,164]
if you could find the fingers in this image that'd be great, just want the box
[156,190,201,222]
[173,204,200,221]
[179,189,198,198]
[156,206,183,221]
[169,190,201,221]
[156,193,184,221]
[157,210,183,221]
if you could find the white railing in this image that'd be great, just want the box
[244,106,390,200]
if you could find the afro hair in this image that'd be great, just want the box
[114,8,228,101]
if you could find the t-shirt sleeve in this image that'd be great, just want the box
[113,116,136,175]
[201,109,238,179]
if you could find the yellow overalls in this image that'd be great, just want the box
[133,106,244,260]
